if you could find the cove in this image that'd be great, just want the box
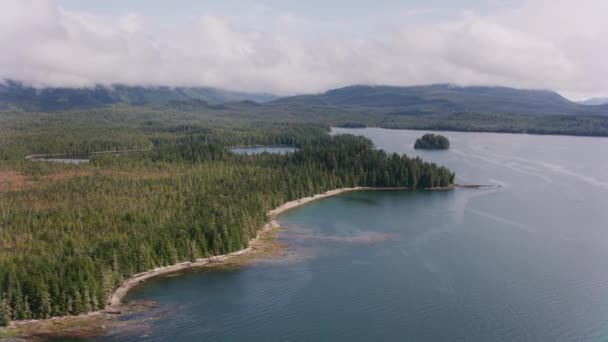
[89,128,608,341]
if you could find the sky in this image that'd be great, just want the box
[1,0,607,100]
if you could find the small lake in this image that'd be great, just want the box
[229,146,299,155]
[27,154,91,164]
[27,151,137,164]
[91,128,608,341]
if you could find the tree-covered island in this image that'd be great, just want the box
[414,134,451,150]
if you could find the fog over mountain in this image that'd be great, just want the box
[0,80,277,111]
[1,0,607,100]
[2,81,606,117]
[579,98,608,106]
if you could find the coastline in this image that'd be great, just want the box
[332,125,608,139]
[109,184,489,308]
[107,218,280,308]
[5,184,490,336]
[6,186,371,333]
[108,187,377,308]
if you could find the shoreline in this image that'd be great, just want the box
[332,125,608,139]
[108,187,383,308]
[101,184,491,309]
[7,186,367,331]
[6,184,490,333]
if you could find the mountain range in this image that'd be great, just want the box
[272,84,608,116]
[1,81,607,117]
[0,80,277,111]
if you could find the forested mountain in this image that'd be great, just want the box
[3,81,608,117]
[2,82,608,137]
[272,84,608,116]
[0,80,277,111]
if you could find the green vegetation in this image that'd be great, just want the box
[11,82,603,325]
[0,108,454,326]
[0,295,10,326]
[2,83,608,137]
[414,134,450,150]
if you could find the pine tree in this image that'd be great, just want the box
[23,296,31,320]
[66,296,73,315]
[0,293,11,327]
[138,243,151,272]
[167,242,178,265]
[39,289,52,319]
[83,288,93,313]
[112,252,122,281]
[189,240,199,262]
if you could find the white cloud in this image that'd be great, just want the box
[0,0,607,99]
[119,13,142,35]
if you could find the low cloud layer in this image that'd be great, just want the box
[1,0,607,99]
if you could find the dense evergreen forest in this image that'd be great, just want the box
[0,109,454,326]
[414,134,450,150]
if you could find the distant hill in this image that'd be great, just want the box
[272,84,608,116]
[578,97,608,106]
[2,81,607,118]
[0,80,278,111]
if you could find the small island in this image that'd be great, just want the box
[414,134,450,150]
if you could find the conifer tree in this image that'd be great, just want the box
[0,293,11,327]
[38,289,52,319]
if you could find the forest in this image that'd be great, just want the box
[0,110,454,326]
[414,134,451,150]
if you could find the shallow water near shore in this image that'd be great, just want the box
[76,128,608,341]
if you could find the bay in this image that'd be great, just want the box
[95,128,608,341]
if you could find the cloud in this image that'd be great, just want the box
[0,0,607,99]
[119,13,142,34]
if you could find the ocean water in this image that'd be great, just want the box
[94,128,608,341]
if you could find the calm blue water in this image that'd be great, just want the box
[229,146,298,155]
[97,129,608,341]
